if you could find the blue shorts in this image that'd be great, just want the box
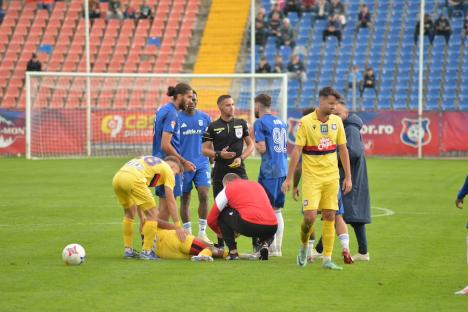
[337,188,344,215]
[258,176,286,209]
[182,164,211,194]
[155,174,182,198]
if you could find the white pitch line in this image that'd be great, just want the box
[372,207,395,218]
[0,222,121,228]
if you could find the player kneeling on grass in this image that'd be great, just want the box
[207,173,278,260]
[112,155,186,260]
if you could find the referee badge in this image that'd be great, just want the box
[235,127,243,138]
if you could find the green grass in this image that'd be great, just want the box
[0,157,467,311]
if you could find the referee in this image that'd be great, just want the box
[202,94,254,247]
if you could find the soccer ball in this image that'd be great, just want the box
[62,243,86,266]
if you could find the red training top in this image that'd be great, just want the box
[207,179,277,235]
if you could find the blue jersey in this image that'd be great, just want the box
[152,103,180,158]
[179,110,211,167]
[254,114,288,178]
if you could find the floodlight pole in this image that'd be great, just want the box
[84,0,92,156]
[417,0,425,159]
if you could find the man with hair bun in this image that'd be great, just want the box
[152,83,196,228]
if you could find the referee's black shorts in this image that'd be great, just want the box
[212,163,248,197]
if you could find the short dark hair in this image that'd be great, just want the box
[254,94,271,108]
[217,94,232,105]
[164,156,184,174]
[222,173,240,186]
[166,82,192,98]
[302,107,315,116]
[318,86,341,100]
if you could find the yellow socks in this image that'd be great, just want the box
[122,217,133,248]
[322,220,336,258]
[300,220,315,245]
[199,248,213,257]
[142,220,158,251]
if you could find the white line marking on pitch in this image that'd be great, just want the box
[372,207,395,218]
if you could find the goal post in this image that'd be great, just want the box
[25,72,288,159]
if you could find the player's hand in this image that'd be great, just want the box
[228,157,241,168]
[175,227,187,242]
[220,147,236,159]
[342,177,352,195]
[281,178,291,194]
[183,160,196,172]
[292,187,300,201]
[456,198,463,209]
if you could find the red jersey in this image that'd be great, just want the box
[207,179,277,235]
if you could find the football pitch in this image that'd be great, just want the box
[0,157,467,311]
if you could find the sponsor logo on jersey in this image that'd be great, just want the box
[331,124,337,130]
[400,118,431,148]
[320,124,328,134]
[181,122,187,128]
[198,120,203,126]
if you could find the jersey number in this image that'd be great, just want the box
[272,128,287,153]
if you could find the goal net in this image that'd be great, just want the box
[25,73,288,159]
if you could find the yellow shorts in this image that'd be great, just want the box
[155,229,195,259]
[302,179,339,211]
[112,171,156,210]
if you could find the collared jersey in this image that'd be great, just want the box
[117,156,175,189]
[202,117,249,166]
[254,114,288,178]
[179,110,211,167]
[295,111,346,181]
[152,103,180,158]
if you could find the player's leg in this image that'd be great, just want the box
[298,181,319,267]
[350,222,370,261]
[196,186,211,243]
[180,171,195,234]
[218,208,241,259]
[212,177,225,248]
[272,177,286,256]
[112,172,139,258]
[193,165,211,243]
[335,189,352,264]
[320,179,342,270]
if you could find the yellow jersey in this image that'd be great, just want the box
[118,156,175,189]
[295,111,346,181]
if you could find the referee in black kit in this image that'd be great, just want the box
[202,94,254,247]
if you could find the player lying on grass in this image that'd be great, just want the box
[112,155,186,260]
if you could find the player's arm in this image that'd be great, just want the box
[345,126,364,162]
[292,161,302,201]
[161,132,195,172]
[255,141,267,154]
[281,144,302,194]
[337,144,352,195]
[241,135,254,160]
[164,186,187,241]
[207,189,229,235]
[456,176,468,209]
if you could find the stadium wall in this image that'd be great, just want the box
[1,109,467,157]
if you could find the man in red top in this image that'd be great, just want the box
[207,173,278,260]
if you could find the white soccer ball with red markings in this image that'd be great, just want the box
[62,243,86,266]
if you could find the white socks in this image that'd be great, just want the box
[338,233,350,251]
[183,222,192,235]
[307,239,315,255]
[274,210,284,254]
[199,219,207,236]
